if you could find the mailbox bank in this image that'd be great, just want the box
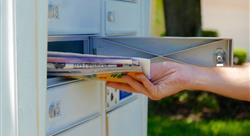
[0,0,232,136]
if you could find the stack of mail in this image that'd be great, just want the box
[47,52,144,80]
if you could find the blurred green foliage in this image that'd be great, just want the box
[149,90,250,119]
[196,93,219,112]
[148,116,250,136]
[201,30,218,37]
[148,91,222,118]
[233,48,248,65]
[151,0,165,36]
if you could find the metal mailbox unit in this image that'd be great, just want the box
[46,0,232,136]
[0,0,233,135]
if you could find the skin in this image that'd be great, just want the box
[106,61,250,101]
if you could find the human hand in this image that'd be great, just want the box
[106,61,198,100]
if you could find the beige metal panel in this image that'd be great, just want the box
[15,0,48,135]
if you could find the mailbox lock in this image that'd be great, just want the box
[217,55,223,62]
[49,101,61,118]
[215,48,225,67]
[48,4,60,19]
[107,11,115,22]
[110,93,114,101]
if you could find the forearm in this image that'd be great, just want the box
[190,64,250,101]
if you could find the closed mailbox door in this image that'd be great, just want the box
[107,99,143,136]
[105,0,141,36]
[48,0,101,35]
[91,37,233,67]
[47,80,103,136]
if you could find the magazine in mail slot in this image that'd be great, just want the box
[47,51,150,83]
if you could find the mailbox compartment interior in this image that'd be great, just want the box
[48,35,90,54]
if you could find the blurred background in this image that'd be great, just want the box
[148,0,250,135]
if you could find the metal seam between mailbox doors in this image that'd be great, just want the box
[47,112,101,136]
[105,31,137,37]
[48,35,89,42]
[114,0,138,3]
[47,78,83,89]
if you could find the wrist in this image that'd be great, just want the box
[188,66,218,91]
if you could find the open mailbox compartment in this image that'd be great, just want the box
[91,37,233,67]
[47,35,233,86]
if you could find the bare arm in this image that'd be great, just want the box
[106,62,250,101]
[192,63,250,101]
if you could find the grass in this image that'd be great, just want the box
[148,115,250,136]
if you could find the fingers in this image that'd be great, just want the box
[129,73,156,92]
[106,75,153,97]
[107,81,150,97]
[105,73,163,100]
[121,76,152,97]
[127,73,161,100]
